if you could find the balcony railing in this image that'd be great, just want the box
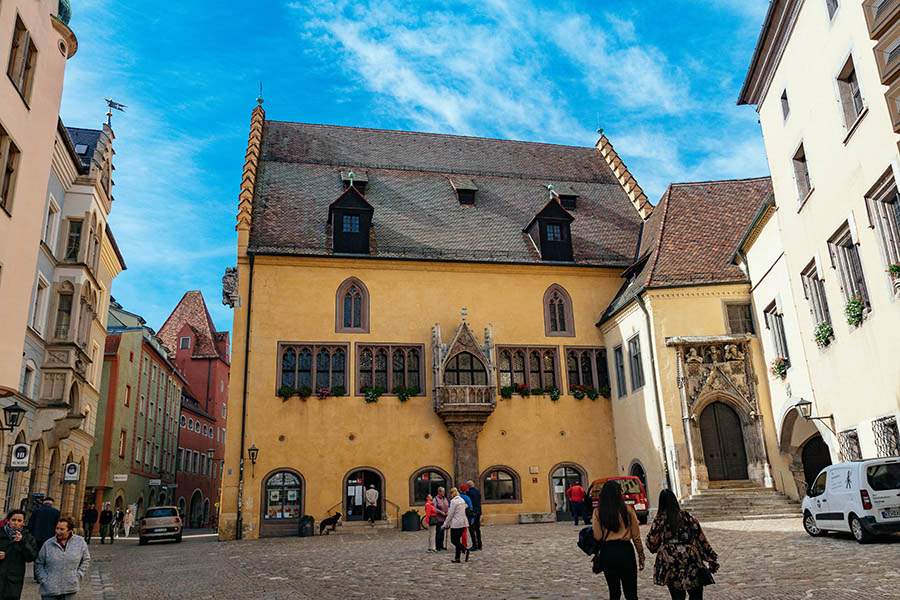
[435,385,496,408]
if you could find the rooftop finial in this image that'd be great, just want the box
[348,170,355,186]
[257,82,264,105]
[104,98,126,126]
[597,112,603,135]
[547,183,555,199]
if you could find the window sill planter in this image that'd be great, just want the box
[813,322,835,348]
[392,385,420,402]
[361,384,385,403]
[769,357,789,379]
[277,385,312,402]
[315,386,346,400]
[568,384,601,400]
[844,296,867,326]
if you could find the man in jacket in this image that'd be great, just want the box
[27,497,60,582]
[566,480,587,526]
[465,479,483,551]
[364,485,379,526]
[433,487,449,551]
[98,503,114,544]
[35,516,91,600]
[81,504,98,544]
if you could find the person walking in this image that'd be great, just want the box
[112,507,124,541]
[364,485,379,526]
[458,486,474,550]
[27,499,59,583]
[646,490,718,600]
[433,487,449,551]
[98,504,113,545]
[34,516,91,600]
[567,480,587,526]
[122,509,134,539]
[441,488,470,563]
[424,494,437,553]
[465,480,482,551]
[592,480,644,600]
[0,509,39,599]
[80,505,97,545]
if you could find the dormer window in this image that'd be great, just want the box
[523,193,575,262]
[328,185,374,254]
[558,194,577,210]
[450,177,478,205]
[341,170,368,195]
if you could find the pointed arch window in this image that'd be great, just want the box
[356,344,425,395]
[543,284,575,337]
[276,343,348,395]
[335,277,370,333]
[444,352,488,385]
[498,346,558,389]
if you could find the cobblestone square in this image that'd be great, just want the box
[22,518,900,600]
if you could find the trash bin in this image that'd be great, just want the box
[299,517,314,537]
[401,511,420,531]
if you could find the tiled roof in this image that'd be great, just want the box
[157,291,228,362]
[104,335,121,356]
[248,122,643,267]
[600,177,772,323]
[65,126,103,170]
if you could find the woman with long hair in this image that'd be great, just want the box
[646,489,718,600]
[592,481,644,600]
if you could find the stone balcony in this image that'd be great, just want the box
[434,385,496,417]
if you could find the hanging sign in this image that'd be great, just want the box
[63,462,80,482]
[9,444,30,471]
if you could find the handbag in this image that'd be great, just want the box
[591,529,610,575]
[698,566,715,586]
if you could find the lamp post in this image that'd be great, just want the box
[793,399,835,434]
[0,402,26,432]
[248,445,258,478]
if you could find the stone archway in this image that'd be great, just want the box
[699,402,749,481]
[189,490,204,528]
[801,435,832,486]
[343,467,384,522]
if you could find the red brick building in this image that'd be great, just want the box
[158,292,229,527]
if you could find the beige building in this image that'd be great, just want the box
[737,0,900,498]
[0,0,76,401]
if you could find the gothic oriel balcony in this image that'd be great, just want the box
[434,386,496,423]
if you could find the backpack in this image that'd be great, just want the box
[464,506,475,522]
[577,525,599,555]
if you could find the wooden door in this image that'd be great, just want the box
[699,402,748,481]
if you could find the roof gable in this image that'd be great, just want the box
[157,291,229,362]
[327,185,374,224]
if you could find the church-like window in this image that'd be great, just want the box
[335,277,369,333]
[357,345,425,395]
[543,284,575,337]
[277,343,348,395]
[444,352,488,385]
[498,346,558,389]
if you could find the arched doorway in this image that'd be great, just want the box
[189,491,203,528]
[630,462,648,500]
[259,469,304,537]
[699,401,749,481]
[801,435,832,487]
[344,467,383,522]
[178,497,186,518]
[549,463,586,521]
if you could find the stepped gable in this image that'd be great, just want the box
[247,122,644,267]
[157,291,228,362]
[600,177,772,322]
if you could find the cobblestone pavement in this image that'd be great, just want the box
[36,519,900,599]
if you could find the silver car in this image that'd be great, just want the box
[138,506,183,545]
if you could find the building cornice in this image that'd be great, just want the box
[738,0,805,107]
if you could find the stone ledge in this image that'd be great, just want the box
[517,512,554,524]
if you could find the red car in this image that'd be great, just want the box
[589,476,649,524]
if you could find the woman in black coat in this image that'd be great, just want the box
[0,509,39,600]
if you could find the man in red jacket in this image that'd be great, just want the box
[565,480,587,526]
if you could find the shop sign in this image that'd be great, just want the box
[148,479,161,486]
[63,462,80,482]
[113,474,128,482]
[9,444,30,471]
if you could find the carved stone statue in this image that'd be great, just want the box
[686,347,703,363]
[724,344,744,361]
[222,267,240,308]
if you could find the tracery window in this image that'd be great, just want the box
[565,347,610,394]
[543,284,575,337]
[277,343,348,394]
[356,344,423,394]
[443,352,488,385]
[335,277,369,333]
[497,346,558,388]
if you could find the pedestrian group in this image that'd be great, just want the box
[423,480,482,561]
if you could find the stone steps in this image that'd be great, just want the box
[319,520,398,535]
[680,483,800,521]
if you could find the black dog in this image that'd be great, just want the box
[319,512,342,535]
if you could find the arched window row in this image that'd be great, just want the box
[497,346,558,389]
[565,346,610,396]
[443,352,488,386]
[335,277,370,333]
[543,284,575,337]
[356,344,425,395]
[408,466,452,506]
[278,343,349,394]
[481,466,522,503]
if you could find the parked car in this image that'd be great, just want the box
[802,458,900,543]
[138,506,183,545]
[588,476,649,524]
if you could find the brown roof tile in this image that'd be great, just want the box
[157,291,229,362]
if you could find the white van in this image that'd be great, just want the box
[802,458,900,543]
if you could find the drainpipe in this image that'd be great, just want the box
[235,254,254,540]
[635,294,672,491]
[205,359,212,414]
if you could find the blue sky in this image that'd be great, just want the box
[59,0,771,337]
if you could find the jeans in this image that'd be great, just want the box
[469,513,482,549]
[84,522,95,543]
[435,522,446,549]
[99,523,111,543]
[667,585,703,600]
[365,505,377,524]
[449,527,467,561]
[571,501,585,525]
[601,540,638,600]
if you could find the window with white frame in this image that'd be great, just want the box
[828,222,871,308]
[764,302,791,367]
[179,336,191,349]
[627,335,645,391]
[31,276,48,333]
[792,143,812,200]
[865,173,900,289]
[801,261,833,328]
[7,16,38,102]
[135,436,143,464]
[21,361,35,399]
[837,55,865,128]
[44,196,59,252]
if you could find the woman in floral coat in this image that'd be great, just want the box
[645,490,718,600]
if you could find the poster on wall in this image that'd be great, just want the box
[287,490,298,501]
[269,490,281,502]
[63,462,80,482]
[9,444,30,471]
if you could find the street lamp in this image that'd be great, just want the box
[248,445,258,477]
[793,399,835,434]
[0,402,26,432]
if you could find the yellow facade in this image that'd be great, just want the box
[220,256,625,539]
